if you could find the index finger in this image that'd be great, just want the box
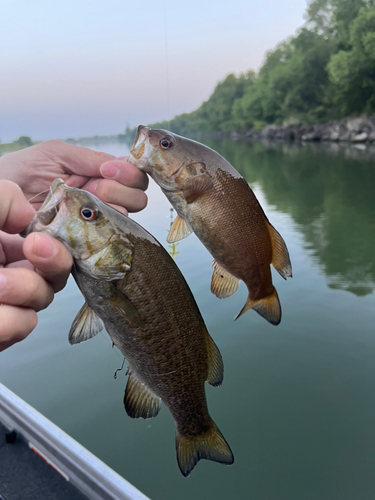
[100,160,149,191]
[42,140,115,178]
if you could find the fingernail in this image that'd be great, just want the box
[0,273,6,291]
[101,163,119,178]
[34,233,57,259]
[89,181,98,193]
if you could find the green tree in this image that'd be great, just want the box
[327,5,375,114]
[17,136,33,147]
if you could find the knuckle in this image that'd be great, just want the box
[133,191,148,212]
[95,180,111,201]
[42,139,63,150]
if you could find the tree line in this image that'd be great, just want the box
[126,0,375,138]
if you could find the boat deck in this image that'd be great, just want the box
[0,383,150,500]
[0,421,87,500]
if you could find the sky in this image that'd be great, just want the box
[1,0,308,142]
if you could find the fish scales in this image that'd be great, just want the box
[171,169,274,300]
[23,179,233,476]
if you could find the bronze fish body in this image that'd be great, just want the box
[24,179,233,477]
[129,126,292,325]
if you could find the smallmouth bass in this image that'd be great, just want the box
[129,126,292,325]
[24,179,234,477]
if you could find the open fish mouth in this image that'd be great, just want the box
[128,125,154,171]
[22,179,67,237]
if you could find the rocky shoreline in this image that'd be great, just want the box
[232,116,375,143]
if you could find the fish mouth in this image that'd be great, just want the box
[128,125,154,172]
[22,179,67,237]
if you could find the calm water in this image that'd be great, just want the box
[1,138,375,500]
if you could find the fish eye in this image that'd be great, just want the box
[80,207,98,221]
[160,137,173,149]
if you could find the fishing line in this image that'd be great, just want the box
[27,188,50,203]
[163,0,171,130]
[99,330,123,359]
[113,357,126,379]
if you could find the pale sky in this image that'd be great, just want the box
[1,0,308,142]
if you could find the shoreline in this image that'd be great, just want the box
[229,116,375,144]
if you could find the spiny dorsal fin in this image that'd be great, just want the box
[124,369,161,419]
[183,174,213,204]
[235,288,281,325]
[108,284,144,329]
[167,215,193,243]
[204,331,224,387]
[69,303,103,345]
[176,418,234,477]
[211,260,240,299]
[267,222,292,280]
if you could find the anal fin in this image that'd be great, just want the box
[211,261,240,299]
[124,369,161,419]
[69,303,103,345]
[267,222,292,279]
[167,215,192,243]
[204,331,224,387]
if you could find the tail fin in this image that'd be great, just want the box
[235,287,281,325]
[176,419,234,477]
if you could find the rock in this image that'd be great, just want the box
[351,132,368,142]
[347,117,368,133]
[243,115,375,144]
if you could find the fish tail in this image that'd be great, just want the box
[176,419,234,477]
[235,287,281,325]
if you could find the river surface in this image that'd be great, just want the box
[1,138,375,500]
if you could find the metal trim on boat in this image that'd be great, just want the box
[0,383,150,500]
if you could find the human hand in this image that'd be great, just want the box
[0,180,73,352]
[0,140,148,214]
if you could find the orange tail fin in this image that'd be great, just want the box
[235,287,281,325]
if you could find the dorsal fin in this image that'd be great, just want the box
[69,303,103,345]
[183,174,214,204]
[204,331,224,387]
[211,261,240,299]
[124,369,161,419]
[167,215,193,243]
[267,222,292,279]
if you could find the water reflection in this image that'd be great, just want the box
[203,139,375,296]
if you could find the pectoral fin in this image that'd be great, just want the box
[124,369,161,419]
[167,215,193,243]
[267,223,292,279]
[108,284,144,329]
[211,261,240,299]
[69,303,103,345]
[204,331,224,387]
[183,174,213,204]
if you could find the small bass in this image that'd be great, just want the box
[129,126,292,325]
[24,179,234,477]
